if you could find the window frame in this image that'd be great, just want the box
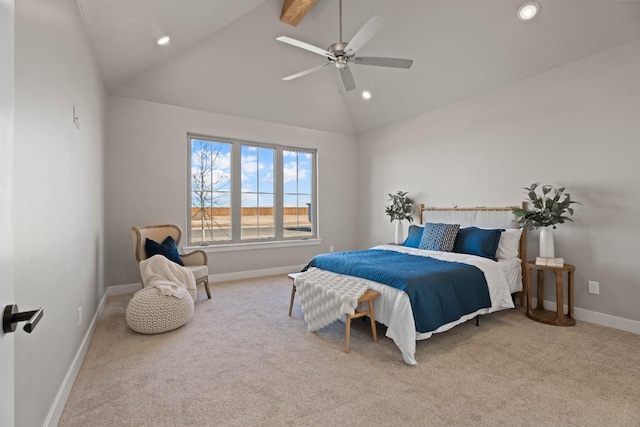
[186,133,318,248]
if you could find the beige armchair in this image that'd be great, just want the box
[131,224,211,299]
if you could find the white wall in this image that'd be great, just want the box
[358,39,640,324]
[105,96,359,287]
[0,0,15,424]
[13,0,106,425]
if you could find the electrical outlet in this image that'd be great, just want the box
[588,281,600,295]
[329,245,334,253]
[78,306,82,326]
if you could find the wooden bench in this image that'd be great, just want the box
[288,273,380,353]
[345,289,379,353]
[287,273,300,317]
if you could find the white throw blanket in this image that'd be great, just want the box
[294,267,369,331]
[139,255,196,300]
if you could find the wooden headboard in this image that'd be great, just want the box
[419,203,527,305]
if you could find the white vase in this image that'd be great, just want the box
[539,227,555,258]
[394,220,404,244]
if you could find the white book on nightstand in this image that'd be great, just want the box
[535,257,565,267]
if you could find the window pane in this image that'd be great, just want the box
[297,152,312,195]
[283,194,312,238]
[191,192,231,243]
[283,149,313,238]
[241,194,274,239]
[241,145,275,240]
[283,150,312,195]
[283,150,299,194]
[190,139,231,244]
[241,145,257,189]
[258,147,274,193]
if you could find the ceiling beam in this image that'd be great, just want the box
[280,0,318,27]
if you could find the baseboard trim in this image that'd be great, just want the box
[44,289,110,427]
[531,298,640,334]
[103,266,307,298]
[210,265,306,283]
[108,282,142,296]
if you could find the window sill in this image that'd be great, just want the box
[184,238,322,253]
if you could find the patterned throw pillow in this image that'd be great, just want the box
[419,223,460,252]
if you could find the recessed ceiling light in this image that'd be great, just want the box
[362,90,372,100]
[156,35,171,46]
[517,2,541,21]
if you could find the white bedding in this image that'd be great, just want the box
[499,257,523,294]
[317,244,520,365]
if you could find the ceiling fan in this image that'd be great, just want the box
[276,0,413,92]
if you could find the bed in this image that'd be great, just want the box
[294,204,527,365]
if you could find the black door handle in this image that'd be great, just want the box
[3,305,44,334]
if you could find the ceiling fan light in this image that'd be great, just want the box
[156,35,171,46]
[336,57,348,69]
[518,2,540,21]
[362,90,372,100]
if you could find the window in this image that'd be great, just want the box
[188,135,316,246]
[241,145,275,240]
[283,149,314,238]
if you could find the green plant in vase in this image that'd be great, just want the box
[385,191,414,244]
[513,183,580,258]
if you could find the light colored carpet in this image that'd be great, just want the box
[59,275,640,426]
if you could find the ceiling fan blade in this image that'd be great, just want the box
[353,56,413,69]
[282,62,332,81]
[344,15,386,55]
[339,66,356,92]
[276,36,336,60]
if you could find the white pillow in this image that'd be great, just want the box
[495,228,522,260]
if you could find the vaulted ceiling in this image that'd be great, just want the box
[77,0,640,135]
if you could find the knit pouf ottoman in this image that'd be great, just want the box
[126,287,194,334]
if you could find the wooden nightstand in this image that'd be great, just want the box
[525,261,575,326]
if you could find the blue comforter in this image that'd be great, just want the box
[305,249,491,333]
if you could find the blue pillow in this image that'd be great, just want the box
[453,227,504,261]
[145,236,184,266]
[418,223,460,252]
[403,225,424,248]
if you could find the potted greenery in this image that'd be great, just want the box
[513,183,580,258]
[385,191,414,244]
